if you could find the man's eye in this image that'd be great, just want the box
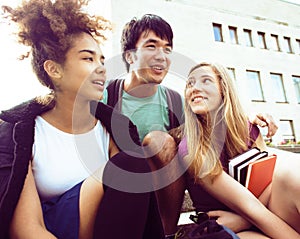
[146,45,156,49]
[164,47,172,54]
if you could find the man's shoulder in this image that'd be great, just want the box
[159,85,184,127]
[159,85,182,98]
[159,85,183,107]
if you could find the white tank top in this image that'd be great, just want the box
[32,116,110,201]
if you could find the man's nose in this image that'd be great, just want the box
[154,48,167,60]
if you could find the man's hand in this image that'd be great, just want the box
[248,113,278,138]
[207,210,251,233]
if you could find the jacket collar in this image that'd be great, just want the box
[0,96,54,123]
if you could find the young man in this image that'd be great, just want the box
[102,14,278,238]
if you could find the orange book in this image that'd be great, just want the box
[245,154,277,198]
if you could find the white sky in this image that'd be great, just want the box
[281,0,300,4]
[0,0,111,111]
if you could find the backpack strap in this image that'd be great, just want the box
[165,87,184,130]
[106,79,125,112]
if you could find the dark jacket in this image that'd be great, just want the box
[0,97,142,239]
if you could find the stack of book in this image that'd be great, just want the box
[228,147,277,197]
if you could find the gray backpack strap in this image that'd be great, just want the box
[165,87,184,130]
[106,79,125,112]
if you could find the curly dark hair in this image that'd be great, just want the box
[1,0,112,89]
[121,14,173,72]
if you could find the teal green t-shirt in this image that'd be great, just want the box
[102,85,170,141]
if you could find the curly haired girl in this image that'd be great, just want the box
[0,1,164,238]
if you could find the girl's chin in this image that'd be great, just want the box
[191,106,208,115]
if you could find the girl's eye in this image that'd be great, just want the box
[186,80,195,88]
[83,57,93,62]
[203,78,212,83]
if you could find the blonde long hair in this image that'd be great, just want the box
[184,62,250,180]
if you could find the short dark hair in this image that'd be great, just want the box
[121,14,173,72]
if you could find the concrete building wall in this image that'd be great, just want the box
[108,0,300,144]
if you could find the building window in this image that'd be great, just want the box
[243,29,253,47]
[278,120,295,143]
[229,26,238,44]
[283,36,292,53]
[227,67,236,81]
[296,39,300,54]
[213,23,223,42]
[270,73,287,103]
[270,34,280,51]
[258,31,267,49]
[292,75,300,103]
[246,70,264,101]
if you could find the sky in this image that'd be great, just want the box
[281,0,300,4]
[0,0,111,111]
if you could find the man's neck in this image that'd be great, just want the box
[123,73,158,98]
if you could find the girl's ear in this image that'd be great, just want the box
[43,60,63,80]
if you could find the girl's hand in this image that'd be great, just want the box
[207,210,252,233]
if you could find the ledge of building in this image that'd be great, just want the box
[269,145,300,153]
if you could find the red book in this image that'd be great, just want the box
[245,154,277,197]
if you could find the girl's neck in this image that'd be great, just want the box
[42,99,96,134]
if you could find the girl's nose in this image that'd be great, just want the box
[192,80,203,91]
[96,64,106,75]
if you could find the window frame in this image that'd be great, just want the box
[229,26,239,44]
[278,120,296,143]
[270,73,288,103]
[257,31,267,49]
[243,29,253,47]
[296,39,300,54]
[213,23,223,42]
[292,75,300,104]
[246,70,265,102]
[283,36,293,53]
[227,67,236,81]
[270,34,280,51]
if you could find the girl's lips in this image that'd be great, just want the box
[192,95,206,103]
[92,80,105,86]
[92,79,105,91]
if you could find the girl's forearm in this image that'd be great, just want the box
[10,225,57,239]
[239,202,300,239]
[206,172,300,238]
